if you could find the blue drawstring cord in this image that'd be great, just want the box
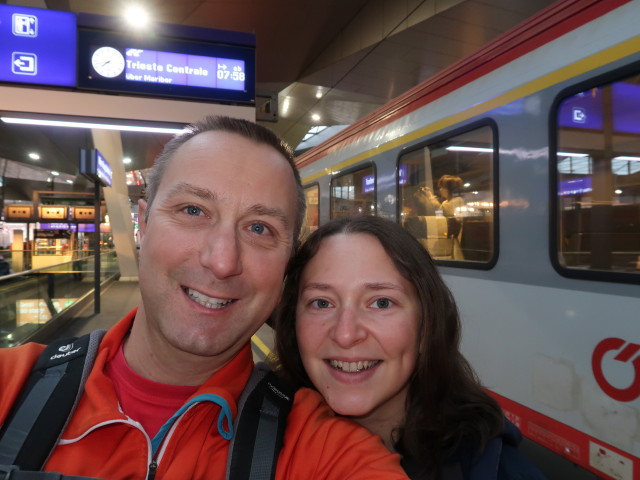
[151,394,233,456]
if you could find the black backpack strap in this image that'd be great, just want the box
[0,465,102,480]
[226,362,296,480]
[0,330,106,471]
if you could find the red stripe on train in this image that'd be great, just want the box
[488,390,639,480]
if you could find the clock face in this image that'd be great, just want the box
[91,46,125,78]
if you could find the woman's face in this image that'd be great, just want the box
[296,233,420,429]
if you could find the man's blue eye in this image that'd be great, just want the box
[186,206,201,216]
[250,223,266,234]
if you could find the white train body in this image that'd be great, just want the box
[295,2,640,478]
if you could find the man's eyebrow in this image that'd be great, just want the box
[247,204,291,230]
[165,182,216,201]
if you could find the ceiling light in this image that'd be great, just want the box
[66,180,73,184]
[123,157,132,164]
[1,116,184,134]
[124,5,150,27]
[28,152,40,160]
[51,171,60,176]
[311,113,321,122]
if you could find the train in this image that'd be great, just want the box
[293,1,640,478]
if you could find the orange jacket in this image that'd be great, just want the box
[0,309,408,479]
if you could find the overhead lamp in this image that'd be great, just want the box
[123,157,132,164]
[51,170,60,176]
[1,116,185,134]
[124,5,150,28]
[311,113,321,122]
[28,152,40,160]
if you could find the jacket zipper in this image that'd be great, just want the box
[147,460,158,480]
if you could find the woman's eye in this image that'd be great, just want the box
[250,223,267,235]
[185,205,202,216]
[371,298,392,309]
[311,299,332,309]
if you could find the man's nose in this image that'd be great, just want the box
[329,306,367,347]
[199,224,243,278]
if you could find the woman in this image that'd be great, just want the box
[273,216,545,479]
[437,175,464,217]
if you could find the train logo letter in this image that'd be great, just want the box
[592,338,640,402]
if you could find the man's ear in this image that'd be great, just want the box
[138,199,148,243]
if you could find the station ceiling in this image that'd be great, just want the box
[0,0,557,203]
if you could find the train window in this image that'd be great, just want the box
[398,126,494,263]
[301,184,319,241]
[554,74,640,279]
[330,165,376,218]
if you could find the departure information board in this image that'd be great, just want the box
[0,5,255,104]
[0,4,76,86]
[77,28,254,103]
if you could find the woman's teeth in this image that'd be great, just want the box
[329,359,380,373]
[186,288,234,309]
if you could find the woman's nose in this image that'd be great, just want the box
[329,306,367,347]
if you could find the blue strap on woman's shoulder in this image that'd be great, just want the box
[151,394,233,456]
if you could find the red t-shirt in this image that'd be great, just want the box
[105,344,198,438]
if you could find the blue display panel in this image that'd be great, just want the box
[0,4,76,87]
[77,28,255,103]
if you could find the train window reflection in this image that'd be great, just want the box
[555,74,640,278]
[398,126,495,263]
[301,184,319,241]
[330,165,376,218]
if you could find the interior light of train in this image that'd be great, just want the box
[557,151,589,157]
[0,116,185,134]
[445,146,493,153]
[0,4,76,87]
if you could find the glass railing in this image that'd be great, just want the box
[0,250,119,347]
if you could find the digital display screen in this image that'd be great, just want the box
[362,174,375,193]
[77,28,255,103]
[0,4,76,87]
[558,176,592,196]
[125,48,246,91]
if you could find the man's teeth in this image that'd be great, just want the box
[329,359,380,373]
[186,288,234,309]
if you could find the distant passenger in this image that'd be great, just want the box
[438,174,464,217]
[0,117,407,479]
[412,182,440,216]
[274,216,548,480]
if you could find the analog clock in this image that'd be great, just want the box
[91,46,125,78]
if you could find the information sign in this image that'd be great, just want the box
[77,28,255,103]
[0,4,76,86]
[79,149,113,187]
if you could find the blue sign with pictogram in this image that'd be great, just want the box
[0,4,76,86]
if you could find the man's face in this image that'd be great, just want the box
[136,130,298,366]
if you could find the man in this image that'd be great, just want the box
[0,116,407,479]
